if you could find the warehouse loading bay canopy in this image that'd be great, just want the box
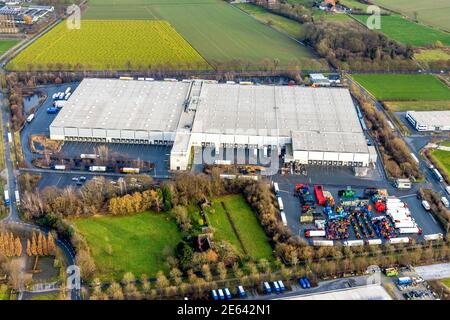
[49,79,373,170]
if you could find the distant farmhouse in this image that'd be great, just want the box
[0,4,53,25]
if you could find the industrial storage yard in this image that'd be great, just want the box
[16,77,444,245]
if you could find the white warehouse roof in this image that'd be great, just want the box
[50,78,369,157]
[51,78,191,132]
[407,111,450,130]
[192,84,363,138]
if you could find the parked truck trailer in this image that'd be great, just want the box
[306,230,326,238]
[89,166,107,172]
[389,237,410,244]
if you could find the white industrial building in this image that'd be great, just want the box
[406,111,450,132]
[49,78,373,171]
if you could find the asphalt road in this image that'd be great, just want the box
[0,78,81,300]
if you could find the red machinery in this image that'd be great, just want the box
[314,185,326,206]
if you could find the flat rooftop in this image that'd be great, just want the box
[50,78,191,132]
[279,285,392,300]
[192,84,362,137]
[292,131,368,153]
[408,110,450,126]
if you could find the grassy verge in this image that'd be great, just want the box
[0,121,4,171]
[384,100,450,112]
[415,49,450,62]
[13,131,24,168]
[429,148,450,177]
[73,211,182,281]
[0,39,20,56]
[442,278,450,289]
[235,3,307,39]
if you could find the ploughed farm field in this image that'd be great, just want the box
[351,74,450,101]
[7,20,211,71]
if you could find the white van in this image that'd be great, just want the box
[445,186,450,196]
[421,200,431,211]
[26,113,35,123]
[441,197,449,208]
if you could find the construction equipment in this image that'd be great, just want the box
[338,186,355,198]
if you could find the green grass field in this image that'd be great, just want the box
[0,39,19,55]
[369,0,450,32]
[352,14,450,47]
[352,74,450,101]
[205,195,273,261]
[430,148,450,177]
[7,20,210,71]
[74,211,182,280]
[83,0,326,70]
[384,100,450,112]
[442,278,450,288]
[415,49,450,62]
[235,3,306,39]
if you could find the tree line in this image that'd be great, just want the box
[350,83,422,180]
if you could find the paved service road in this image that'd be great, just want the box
[0,79,81,300]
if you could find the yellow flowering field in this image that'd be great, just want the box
[7,20,211,71]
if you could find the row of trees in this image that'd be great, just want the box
[0,232,22,258]
[303,21,416,71]
[351,84,422,179]
[26,232,57,258]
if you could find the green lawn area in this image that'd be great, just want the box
[205,195,273,261]
[0,39,19,55]
[415,49,450,62]
[73,211,182,280]
[339,0,369,11]
[352,74,450,101]
[83,0,327,70]
[351,14,450,47]
[442,278,450,288]
[384,100,450,112]
[29,292,60,300]
[369,0,450,32]
[313,11,354,23]
[430,148,450,177]
[235,3,306,39]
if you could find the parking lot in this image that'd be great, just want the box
[389,266,438,300]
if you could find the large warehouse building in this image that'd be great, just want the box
[406,111,450,132]
[50,78,373,171]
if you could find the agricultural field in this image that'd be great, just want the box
[235,3,306,39]
[429,148,450,177]
[352,74,450,101]
[415,49,450,62]
[384,100,450,112]
[0,39,19,55]
[7,20,210,71]
[83,0,327,70]
[73,211,182,280]
[351,14,450,47]
[369,0,450,32]
[205,195,273,261]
